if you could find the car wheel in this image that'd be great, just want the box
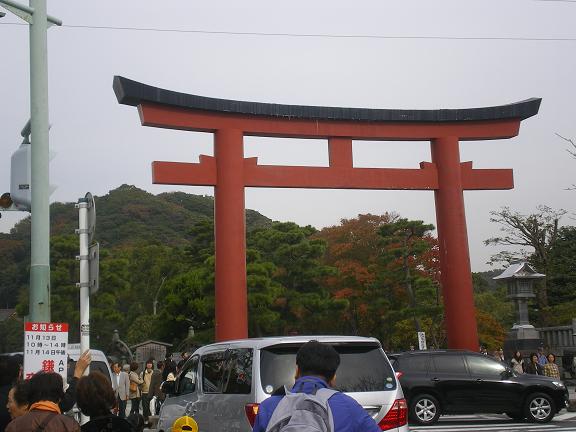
[410,394,441,425]
[524,392,556,423]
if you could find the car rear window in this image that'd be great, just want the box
[260,343,396,394]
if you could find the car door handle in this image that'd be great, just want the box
[476,379,483,383]
[431,377,440,382]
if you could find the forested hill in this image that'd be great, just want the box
[1,184,271,248]
[0,185,271,316]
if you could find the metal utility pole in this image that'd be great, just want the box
[77,199,90,359]
[76,193,98,363]
[0,0,61,322]
[29,0,51,323]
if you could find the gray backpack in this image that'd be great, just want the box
[265,387,338,432]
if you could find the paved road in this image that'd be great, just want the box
[409,411,576,432]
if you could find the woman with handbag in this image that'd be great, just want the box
[128,362,144,416]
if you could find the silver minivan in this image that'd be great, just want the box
[152,336,408,432]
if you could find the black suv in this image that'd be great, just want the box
[389,350,569,425]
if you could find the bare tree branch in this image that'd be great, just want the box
[485,206,566,311]
[556,133,576,189]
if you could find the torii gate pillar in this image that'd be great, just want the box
[114,76,541,349]
[214,129,248,340]
[432,136,476,347]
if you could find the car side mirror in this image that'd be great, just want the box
[161,380,176,396]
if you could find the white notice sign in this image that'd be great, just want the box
[417,331,427,350]
[24,322,69,382]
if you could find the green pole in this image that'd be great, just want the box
[29,0,50,322]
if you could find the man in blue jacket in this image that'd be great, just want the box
[252,340,381,432]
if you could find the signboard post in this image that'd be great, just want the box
[23,322,69,382]
[417,331,427,350]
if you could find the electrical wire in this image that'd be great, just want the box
[0,21,575,42]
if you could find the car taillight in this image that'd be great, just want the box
[395,371,403,379]
[245,403,260,427]
[378,398,408,431]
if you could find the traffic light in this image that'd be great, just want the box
[3,140,56,213]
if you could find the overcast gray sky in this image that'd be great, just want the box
[1,0,575,272]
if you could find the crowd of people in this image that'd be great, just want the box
[0,350,189,432]
[482,345,562,378]
[0,344,568,431]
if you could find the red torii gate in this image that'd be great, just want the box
[114,76,540,350]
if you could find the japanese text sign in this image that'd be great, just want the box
[24,322,69,382]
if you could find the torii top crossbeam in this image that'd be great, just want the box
[114,75,540,350]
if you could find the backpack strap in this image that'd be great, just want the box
[34,412,57,432]
[313,388,339,404]
[313,388,338,432]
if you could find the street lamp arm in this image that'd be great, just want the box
[0,0,62,26]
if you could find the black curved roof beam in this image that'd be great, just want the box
[113,76,541,123]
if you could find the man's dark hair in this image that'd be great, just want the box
[27,372,65,404]
[12,380,30,406]
[162,360,177,381]
[127,413,145,432]
[296,340,340,381]
[76,371,116,417]
[130,361,139,372]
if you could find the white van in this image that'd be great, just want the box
[152,336,408,432]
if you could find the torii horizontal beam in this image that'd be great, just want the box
[152,158,513,191]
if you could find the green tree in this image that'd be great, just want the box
[544,226,576,325]
[246,249,284,337]
[378,219,437,334]
[547,226,576,304]
[0,237,28,308]
[0,315,24,352]
[184,220,215,266]
[157,263,215,345]
[248,222,336,334]
[48,235,81,341]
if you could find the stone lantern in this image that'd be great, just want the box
[493,262,545,356]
